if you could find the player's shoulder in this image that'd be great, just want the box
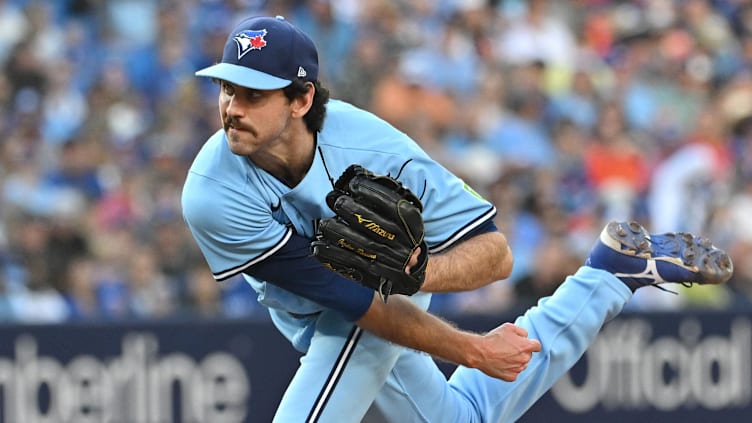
[319,100,412,150]
[322,100,382,129]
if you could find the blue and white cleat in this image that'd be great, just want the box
[586,221,734,291]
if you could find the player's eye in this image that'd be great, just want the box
[221,82,235,96]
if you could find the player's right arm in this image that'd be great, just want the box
[358,293,541,381]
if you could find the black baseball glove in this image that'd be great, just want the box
[311,165,428,302]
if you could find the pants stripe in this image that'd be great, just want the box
[306,325,363,423]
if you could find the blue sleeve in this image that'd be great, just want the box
[244,219,498,322]
[462,218,498,240]
[244,233,374,321]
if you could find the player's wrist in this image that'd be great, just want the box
[454,332,487,369]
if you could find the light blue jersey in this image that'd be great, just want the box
[183,100,495,349]
[182,99,632,422]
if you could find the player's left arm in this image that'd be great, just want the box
[402,158,514,293]
[421,224,513,293]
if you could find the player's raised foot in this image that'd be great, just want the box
[585,221,734,291]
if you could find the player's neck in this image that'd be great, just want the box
[248,129,316,188]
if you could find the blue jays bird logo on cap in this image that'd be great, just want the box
[233,29,268,59]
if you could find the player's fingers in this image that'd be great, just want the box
[404,247,421,274]
[510,324,529,338]
[501,371,519,382]
[527,339,542,352]
[508,325,542,353]
[515,354,531,371]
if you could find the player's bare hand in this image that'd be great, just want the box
[473,323,542,382]
[405,247,421,274]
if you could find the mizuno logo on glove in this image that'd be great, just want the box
[354,214,395,240]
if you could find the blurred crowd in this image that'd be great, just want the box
[0,0,751,323]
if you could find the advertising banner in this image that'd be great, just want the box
[0,311,749,422]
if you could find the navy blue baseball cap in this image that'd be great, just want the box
[195,15,318,89]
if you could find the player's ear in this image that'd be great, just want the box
[290,82,315,118]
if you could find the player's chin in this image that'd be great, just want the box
[225,131,254,155]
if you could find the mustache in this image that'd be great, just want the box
[224,117,254,134]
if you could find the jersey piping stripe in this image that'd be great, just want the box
[212,227,293,281]
[306,326,363,423]
[429,206,497,254]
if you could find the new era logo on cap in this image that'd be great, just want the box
[194,15,319,90]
